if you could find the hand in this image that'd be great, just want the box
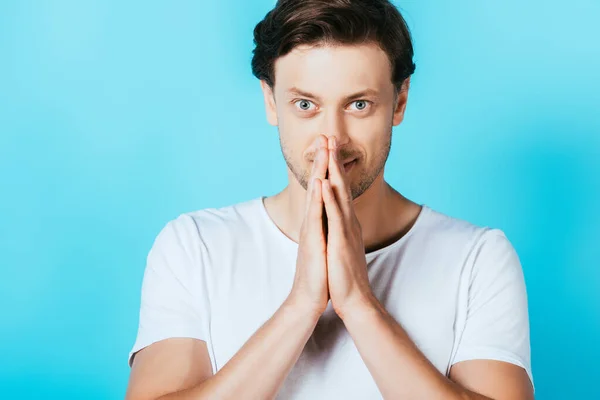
[321,136,375,320]
[288,135,331,317]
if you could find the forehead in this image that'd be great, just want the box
[273,43,393,98]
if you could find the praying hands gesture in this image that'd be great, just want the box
[289,134,375,320]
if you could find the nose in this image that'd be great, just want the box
[320,109,350,150]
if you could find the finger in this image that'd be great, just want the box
[321,178,343,231]
[327,137,352,213]
[306,178,324,239]
[305,135,328,218]
[314,136,329,183]
[304,177,315,217]
[308,136,323,180]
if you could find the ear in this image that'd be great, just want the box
[392,77,410,126]
[260,80,278,126]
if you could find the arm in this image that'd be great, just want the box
[336,229,534,400]
[340,297,534,400]
[320,136,534,399]
[127,135,333,400]
[126,296,321,400]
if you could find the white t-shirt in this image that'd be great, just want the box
[129,196,534,398]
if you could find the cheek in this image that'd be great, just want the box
[360,135,391,165]
[279,124,319,157]
[279,132,312,168]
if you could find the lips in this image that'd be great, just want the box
[309,156,357,172]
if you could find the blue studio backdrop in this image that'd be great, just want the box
[1,1,598,399]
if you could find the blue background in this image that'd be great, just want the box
[1,1,598,398]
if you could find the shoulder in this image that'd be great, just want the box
[416,206,518,267]
[182,197,262,234]
[418,205,509,245]
[154,197,263,257]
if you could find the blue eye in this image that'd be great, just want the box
[350,100,370,111]
[295,99,314,111]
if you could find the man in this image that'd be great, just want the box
[126,1,534,399]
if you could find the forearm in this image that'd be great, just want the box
[341,298,492,400]
[158,296,321,400]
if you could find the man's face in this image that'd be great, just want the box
[261,42,408,200]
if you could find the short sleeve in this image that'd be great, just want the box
[451,229,534,389]
[128,214,210,367]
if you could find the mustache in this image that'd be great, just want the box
[309,150,359,164]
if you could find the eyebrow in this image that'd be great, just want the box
[285,87,380,103]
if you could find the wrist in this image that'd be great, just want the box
[283,294,326,321]
[335,292,379,322]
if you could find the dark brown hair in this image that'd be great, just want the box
[251,0,416,93]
